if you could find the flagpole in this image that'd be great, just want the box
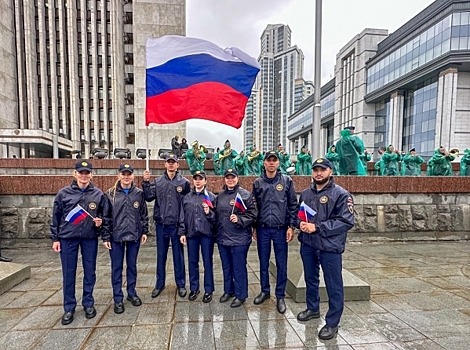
[304,207,308,223]
[231,193,237,215]
[145,125,150,171]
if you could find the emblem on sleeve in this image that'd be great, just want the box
[320,196,328,203]
[276,183,284,191]
[133,201,139,208]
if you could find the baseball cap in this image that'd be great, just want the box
[192,170,207,179]
[119,163,134,173]
[264,151,279,161]
[312,158,333,169]
[165,153,179,162]
[224,168,238,177]
[75,160,93,172]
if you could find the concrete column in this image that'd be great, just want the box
[387,91,404,149]
[435,68,458,149]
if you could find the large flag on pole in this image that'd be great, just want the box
[145,35,260,128]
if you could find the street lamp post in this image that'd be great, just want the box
[312,0,322,159]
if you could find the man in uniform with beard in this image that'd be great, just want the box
[296,158,355,340]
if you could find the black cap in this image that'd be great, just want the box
[312,158,333,169]
[119,163,134,173]
[224,168,238,177]
[264,151,279,161]
[75,160,93,172]
[192,170,207,179]
[344,126,355,131]
[409,148,416,152]
[165,153,179,162]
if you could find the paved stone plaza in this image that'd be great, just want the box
[0,239,469,350]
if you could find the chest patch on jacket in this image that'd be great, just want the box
[89,202,97,210]
[176,186,183,193]
[133,201,139,208]
[229,199,235,206]
[276,184,284,191]
[320,196,328,204]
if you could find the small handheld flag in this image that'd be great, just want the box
[233,193,247,213]
[203,188,213,208]
[65,204,93,225]
[297,201,317,222]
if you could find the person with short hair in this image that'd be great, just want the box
[106,163,149,314]
[142,154,190,299]
[179,171,216,303]
[296,157,355,341]
[50,160,111,325]
[252,151,297,314]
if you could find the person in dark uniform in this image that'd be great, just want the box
[142,153,190,299]
[179,170,216,303]
[252,151,297,314]
[296,158,355,340]
[215,168,257,308]
[50,160,112,325]
[106,164,149,314]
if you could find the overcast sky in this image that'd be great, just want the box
[185,0,436,151]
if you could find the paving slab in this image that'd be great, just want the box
[0,262,31,295]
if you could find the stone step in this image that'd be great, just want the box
[0,262,31,295]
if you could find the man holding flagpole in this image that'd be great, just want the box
[50,160,111,326]
[296,158,355,341]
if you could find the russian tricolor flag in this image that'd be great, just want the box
[203,188,213,208]
[65,205,89,225]
[297,201,317,222]
[234,193,247,213]
[145,35,260,128]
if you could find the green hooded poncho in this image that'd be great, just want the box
[401,151,424,176]
[325,145,340,175]
[335,129,366,175]
[295,148,312,175]
[381,145,402,176]
[427,148,455,176]
[460,148,470,176]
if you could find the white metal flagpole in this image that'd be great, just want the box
[146,125,150,171]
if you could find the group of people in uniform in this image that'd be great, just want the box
[51,151,355,341]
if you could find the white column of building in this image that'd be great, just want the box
[435,68,458,149]
[100,1,109,152]
[37,0,49,132]
[47,2,59,158]
[80,0,91,158]
[66,0,81,151]
[90,2,100,151]
[387,91,404,149]
[57,1,68,141]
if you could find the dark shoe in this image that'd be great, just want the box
[219,293,235,303]
[0,256,12,262]
[114,302,125,314]
[297,309,320,322]
[188,290,200,301]
[84,306,96,319]
[127,295,142,306]
[276,298,286,314]
[253,292,270,305]
[151,287,165,298]
[318,324,338,340]
[61,311,74,325]
[202,292,213,303]
[178,287,187,298]
[230,298,245,308]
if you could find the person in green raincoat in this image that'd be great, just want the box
[381,145,402,176]
[460,149,470,176]
[325,145,340,175]
[427,146,455,176]
[217,140,238,174]
[295,145,312,175]
[234,151,248,175]
[335,127,366,175]
[401,148,424,176]
[374,147,386,175]
[277,144,292,175]
[246,145,263,176]
[185,140,206,175]
[359,150,372,172]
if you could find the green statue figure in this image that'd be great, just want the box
[185,140,206,175]
[296,145,312,175]
[217,139,238,174]
[335,127,366,175]
[381,145,402,176]
[234,150,248,175]
[246,145,263,176]
[460,149,470,176]
[325,145,340,175]
[277,144,291,175]
[401,148,424,176]
[427,146,455,176]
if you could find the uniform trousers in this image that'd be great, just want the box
[60,237,98,312]
[109,240,141,303]
[156,224,185,289]
[187,235,214,293]
[218,243,250,300]
[257,226,288,298]
[300,243,344,327]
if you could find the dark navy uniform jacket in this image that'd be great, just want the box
[252,170,298,228]
[297,177,354,253]
[106,182,149,242]
[51,181,111,241]
[214,185,257,246]
[142,171,190,225]
[178,187,216,238]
